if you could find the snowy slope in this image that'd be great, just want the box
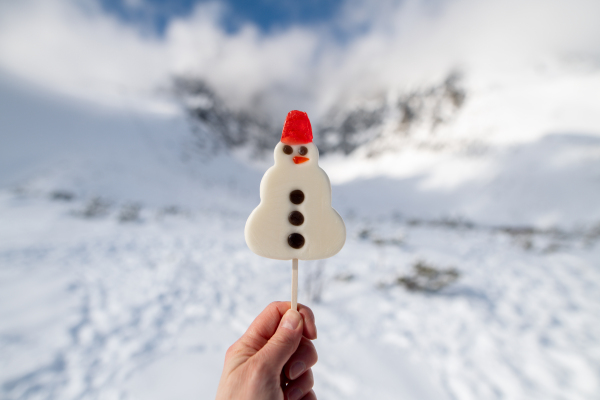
[1,65,600,400]
[322,65,600,228]
[0,73,261,212]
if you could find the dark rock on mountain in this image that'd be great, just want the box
[174,72,466,157]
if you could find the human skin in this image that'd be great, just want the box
[215,302,319,400]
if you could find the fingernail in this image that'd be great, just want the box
[288,387,303,400]
[289,361,306,380]
[281,310,301,331]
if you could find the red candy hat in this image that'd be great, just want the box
[281,110,313,145]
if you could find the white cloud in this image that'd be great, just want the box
[0,0,598,119]
[0,0,171,111]
[164,5,321,117]
[317,0,600,106]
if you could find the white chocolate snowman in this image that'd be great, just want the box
[245,110,346,260]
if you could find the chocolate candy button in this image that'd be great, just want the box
[288,233,305,249]
[288,211,304,226]
[289,190,304,204]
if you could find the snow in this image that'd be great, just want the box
[2,67,600,400]
[326,133,600,227]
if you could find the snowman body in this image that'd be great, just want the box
[245,141,346,260]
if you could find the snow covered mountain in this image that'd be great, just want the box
[316,72,466,156]
[176,63,600,228]
[175,72,466,157]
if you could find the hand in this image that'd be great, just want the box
[216,302,318,400]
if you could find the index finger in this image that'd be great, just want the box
[241,302,317,352]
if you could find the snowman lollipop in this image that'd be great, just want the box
[245,110,346,310]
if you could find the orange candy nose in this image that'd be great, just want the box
[293,156,309,164]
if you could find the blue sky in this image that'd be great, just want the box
[99,0,345,34]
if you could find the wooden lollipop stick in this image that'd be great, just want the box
[291,258,298,311]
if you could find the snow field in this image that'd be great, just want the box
[1,189,599,399]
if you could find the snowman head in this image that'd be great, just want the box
[273,110,319,167]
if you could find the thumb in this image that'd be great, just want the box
[254,309,303,373]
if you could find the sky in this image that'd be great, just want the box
[0,0,599,121]
[98,0,345,34]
